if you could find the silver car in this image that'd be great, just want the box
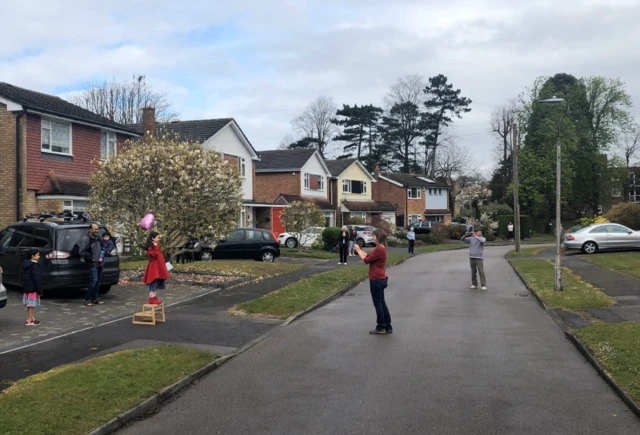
[563,223,640,254]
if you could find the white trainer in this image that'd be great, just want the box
[481,286,487,290]
[470,285,477,289]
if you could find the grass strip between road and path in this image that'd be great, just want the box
[574,322,640,404]
[280,248,337,260]
[0,346,216,435]
[510,258,615,310]
[232,252,411,319]
[505,246,547,258]
[121,259,305,280]
[579,252,640,279]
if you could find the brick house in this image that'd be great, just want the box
[372,165,452,227]
[254,149,335,228]
[0,82,140,228]
[324,158,395,226]
[129,110,281,230]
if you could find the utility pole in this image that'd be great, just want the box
[512,124,521,253]
[554,134,563,292]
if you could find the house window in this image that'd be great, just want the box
[342,180,350,193]
[323,211,333,227]
[305,174,324,191]
[239,209,246,227]
[343,180,366,194]
[612,189,621,198]
[409,214,421,224]
[597,205,603,215]
[408,187,421,199]
[239,158,246,178]
[41,119,71,155]
[101,132,117,160]
[351,212,366,221]
[62,199,88,214]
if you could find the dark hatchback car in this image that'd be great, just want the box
[208,228,280,262]
[0,216,119,294]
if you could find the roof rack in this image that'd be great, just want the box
[22,211,90,223]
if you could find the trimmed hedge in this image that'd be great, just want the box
[497,215,532,239]
[321,227,342,251]
[605,203,640,230]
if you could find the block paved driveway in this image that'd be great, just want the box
[0,282,218,354]
[121,246,640,435]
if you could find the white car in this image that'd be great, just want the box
[278,227,324,248]
[0,266,7,309]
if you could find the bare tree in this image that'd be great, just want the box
[490,99,519,161]
[68,75,179,125]
[384,74,426,108]
[292,96,338,157]
[618,122,640,167]
[278,133,298,150]
[435,139,476,182]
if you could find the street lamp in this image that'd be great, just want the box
[537,96,565,292]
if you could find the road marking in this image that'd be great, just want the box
[0,286,226,356]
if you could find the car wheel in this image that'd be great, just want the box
[357,238,365,248]
[199,250,213,261]
[99,285,112,294]
[261,250,275,262]
[582,241,598,254]
[285,237,298,249]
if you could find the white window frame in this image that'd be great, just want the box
[41,118,72,156]
[62,199,88,213]
[304,173,309,189]
[305,173,325,191]
[409,214,421,224]
[239,157,246,178]
[363,181,367,194]
[408,187,421,199]
[612,188,621,198]
[239,209,246,227]
[352,212,366,221]
[342,180,351,193]
[323,211,334,227]
[101,131,117,160]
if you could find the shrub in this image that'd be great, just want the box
[447,224,467,240]
[484,232,496,242]
[367,219,392,235]
[481,203,513,220]
[311,239,324,250]
[395,230,408,240]
[604,203,640,230]
[321,227,342,251]
[430,225,448,243]
[417,234,440,245]
[348,216,365,225]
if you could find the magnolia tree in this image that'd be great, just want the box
[88,135,243,261]
[279,201,325,250]
[455,185,491,219]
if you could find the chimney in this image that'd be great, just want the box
[142,107,156,140]
[375,163,380,179]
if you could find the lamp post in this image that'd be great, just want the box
[537,96,565,292]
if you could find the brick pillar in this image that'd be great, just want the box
[142,107,156,140]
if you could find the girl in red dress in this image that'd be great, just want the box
[143,231,170,305]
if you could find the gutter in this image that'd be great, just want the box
[15,109,26,222]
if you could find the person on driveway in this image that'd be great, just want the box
[143,231,170,305]
[407,226,415,255]
[21,248,43,326]
[508,222,514,242]
[79,223,104,306]
[338,226,349,265]
[354,229,391,335]
[349,227,357,256]
[462,230,487,290]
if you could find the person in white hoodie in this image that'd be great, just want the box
[462,230,487,290]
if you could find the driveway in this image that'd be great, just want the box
[120,246,640,434]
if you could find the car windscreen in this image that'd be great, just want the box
[55,227,108,255]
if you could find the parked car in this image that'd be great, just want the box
[0,214,119,294]
[208,228,280,262]
[347,225,375,247]
[406,220,438,235]
[0,266,6,309]
[563,223,640,254]
[278,227,324,249]
[176,239,218,262]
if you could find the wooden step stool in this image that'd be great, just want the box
[132,303,165,326]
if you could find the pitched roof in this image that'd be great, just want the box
[380,173,435,188]
[0,82,139,134]
[342,201,396,212]
[256,149,317,172]
[276,194,333,210]
[325,159,357,177]
[128,118,233,142]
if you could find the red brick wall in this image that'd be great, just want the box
[373,176,407,225]
[254,172,301,203]
[0,104,18,227]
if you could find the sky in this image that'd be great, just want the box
[2,0,639,173]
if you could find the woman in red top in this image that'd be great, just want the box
[354,229,391,335]
[143,231,170,305]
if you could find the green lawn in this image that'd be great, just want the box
[506,247,547,258]
[121,260,305,279]
[280,248,337,260]
[510,259,615,310]
[574,323,640,403]
[0,346,215,435]
[580,253,640,279]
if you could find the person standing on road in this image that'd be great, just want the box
[354,229,392,335]
[348,227,357,256]
[79,223,104,307]
[462,230,487,290]
[21,249,43,326]
[338,226,349,265]
[508,222,514,242]
[407,226,415,255]
[143,231,169,305]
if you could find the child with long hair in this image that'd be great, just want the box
[21,249,43,325]
[143,231,170,305]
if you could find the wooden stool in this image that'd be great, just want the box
[132,303,165,325]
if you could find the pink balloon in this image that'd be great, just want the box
[139,214,155,231]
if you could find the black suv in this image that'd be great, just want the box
[0,214,119,294]
[205,228,280,262]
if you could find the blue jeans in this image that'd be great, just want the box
[349,240,355,254]
[370,278,391,331]
[86,267,103,302]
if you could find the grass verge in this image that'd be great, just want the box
[580,252,640,279]
[0,346,216,435]
[510,259,615,310]
[121,260,305,280]
[280,248,337,260]
[574,323,640,403]
[506,247,547,258]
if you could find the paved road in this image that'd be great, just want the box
[121,247,640,434]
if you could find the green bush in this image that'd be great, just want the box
[604,203,640,230]
[430,225,448,243]
[497,215,532,239]
[417,234,440,244]
[348,216,364,225]
[311,239,324,250]
[481,203,513,220]
[321,227,342,251]
[447,224,466,240]
[484,232,496,242]
[395,230,408,240]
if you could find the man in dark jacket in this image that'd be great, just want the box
[79,224,103,306]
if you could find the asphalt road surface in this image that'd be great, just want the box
[121,246,640,435]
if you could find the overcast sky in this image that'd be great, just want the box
[2,0,639,172]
